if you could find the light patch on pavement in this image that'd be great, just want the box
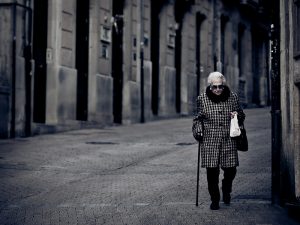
[134,203,150,206]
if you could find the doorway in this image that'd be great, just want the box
[32,0,48,123]
[76,0,89,121]
[252,29,262,106]
[112,1,124,123]
[195,13,205,96]
[220,15,228,75]
[175,24,182,114]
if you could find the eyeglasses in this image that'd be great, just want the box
[211,84,224,90]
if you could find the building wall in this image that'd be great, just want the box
[196,1,213,92]
[181,10,195,115]
[0,0,33,137]
[280,0,300,202]
[89,0,113,123]
[0,3,13,138]
[45,0,77,125]
[122,0,152,124]
[158,3,177,116]
[0,0,271,138]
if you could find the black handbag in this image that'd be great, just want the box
[234,125,248,151]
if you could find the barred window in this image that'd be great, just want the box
[294,0,300,58]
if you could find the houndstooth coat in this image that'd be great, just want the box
[193,86,245,168]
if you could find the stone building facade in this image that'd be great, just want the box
[0,0,270,138]
[278,0,300,212]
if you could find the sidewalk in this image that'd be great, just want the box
[0,107,299,225]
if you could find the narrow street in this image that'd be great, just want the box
[0,107,298,225]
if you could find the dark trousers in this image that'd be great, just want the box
[206,167,237,203]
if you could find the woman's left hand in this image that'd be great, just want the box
[230,111,237,118]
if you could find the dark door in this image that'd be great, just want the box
[196,12,206,96]
[151,1,160,115]
[221,16,226,75]
[175,25,182,113]
[196,15,201,97]
[196,13,205,97]
[24,4,33,136]
[76,0,89,121]
[32,0,48,123]
[220,15,229,76]
[112,1,124,123]
[252,29,261,106]
[24,44,32,136]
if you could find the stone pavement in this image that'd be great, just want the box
[0,107,299,225]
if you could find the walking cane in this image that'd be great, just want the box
[196,140,200,206]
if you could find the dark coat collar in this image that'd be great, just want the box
[206,85,230,103]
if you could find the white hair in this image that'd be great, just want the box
[207,72,226,85]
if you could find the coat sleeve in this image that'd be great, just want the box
[233,93,245,125]
[192,96,204,141]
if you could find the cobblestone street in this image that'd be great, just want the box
[0,107,298,225]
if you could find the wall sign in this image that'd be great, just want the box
[100,26,111,43]
[167,32,176,48]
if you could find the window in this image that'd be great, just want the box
[101,43,109,59]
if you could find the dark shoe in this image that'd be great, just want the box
[210,202,220,210]
[223,194,231,205]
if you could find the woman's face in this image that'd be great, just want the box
[210,79,224,96]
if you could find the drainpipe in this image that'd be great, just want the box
[11,3,17,138]
[140,46,145,123]
[212,0,216,69]
[270,3,281,205]
[24,0,33,137]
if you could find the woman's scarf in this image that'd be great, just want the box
[206,85,230,103]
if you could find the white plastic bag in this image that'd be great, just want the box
[230,114,241,137]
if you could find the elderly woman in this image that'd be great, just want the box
[192,71,245,210]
